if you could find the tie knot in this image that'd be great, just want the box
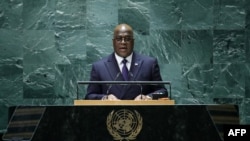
[122,59,127,64]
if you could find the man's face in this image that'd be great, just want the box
[113,29,134,58]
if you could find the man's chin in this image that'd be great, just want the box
[118,53,128,58]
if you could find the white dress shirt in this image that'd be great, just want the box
[114,53,133,72]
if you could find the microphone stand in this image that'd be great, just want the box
[76,81,171,100]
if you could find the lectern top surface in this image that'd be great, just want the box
[74,100,175,106]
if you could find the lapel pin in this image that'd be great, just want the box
[135,63,138,66]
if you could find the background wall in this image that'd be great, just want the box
[0,0,249,132]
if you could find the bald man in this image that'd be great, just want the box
[85,24,167,100]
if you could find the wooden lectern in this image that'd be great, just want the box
[74,99,175,105]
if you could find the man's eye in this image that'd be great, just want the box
[115,37,132,42]
[116,38,122,41]
[124,38,132,41]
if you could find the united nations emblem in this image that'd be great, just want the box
[106,109,143,140]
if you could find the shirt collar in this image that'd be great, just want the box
[114,52,133,64]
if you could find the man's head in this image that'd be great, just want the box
[112,24,134,58]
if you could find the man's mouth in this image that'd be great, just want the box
[119,47,127,51]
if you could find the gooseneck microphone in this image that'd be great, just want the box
[129,72,143,99]
[106,72,121,96]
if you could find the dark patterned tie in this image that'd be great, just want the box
[122,59,129,81]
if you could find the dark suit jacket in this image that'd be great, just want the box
[85,52,167,100]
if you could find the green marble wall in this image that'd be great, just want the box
[0,0,249,132]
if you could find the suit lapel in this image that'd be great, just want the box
[104,53,123,81]
[130,52,143,80]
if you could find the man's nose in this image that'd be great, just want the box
[121,38,126,43]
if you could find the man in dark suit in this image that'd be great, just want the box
[85,24,167,100]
